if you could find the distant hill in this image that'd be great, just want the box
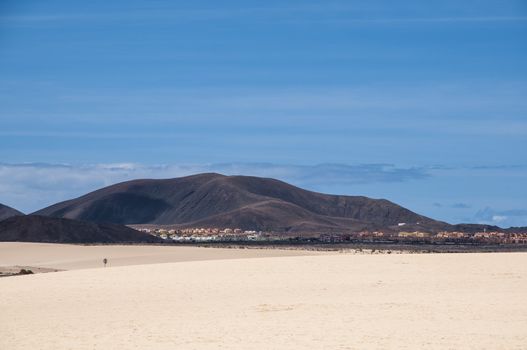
[0,215,163,243]
[0,203,23,221]
[34,173,452,233]
[450,223,527,234]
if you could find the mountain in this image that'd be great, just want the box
[0,215,163,243]
[34,173,451,233]
[0,203,23,221]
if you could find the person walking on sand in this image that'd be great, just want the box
[103,258,108,267]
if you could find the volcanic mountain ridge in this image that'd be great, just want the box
[34,173,453,233]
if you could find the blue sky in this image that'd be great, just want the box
[0,0,526,226]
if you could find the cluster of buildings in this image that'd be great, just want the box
[435,231,466,239]
[136,227,270,242]
[134,226,527,244]
[404,230,527,244]
[355,231,386,238]
[472,231,527,244]
[397,231,432,238]
[319,230,527,244]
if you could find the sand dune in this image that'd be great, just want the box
[0,242,321,270]
[1,252,526,349]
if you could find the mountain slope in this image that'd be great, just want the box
[34,173,450,232]
[0,203,23,221]
[0,215,163,243]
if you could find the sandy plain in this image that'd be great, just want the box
[0,242,323,271]
[0,244,526,349]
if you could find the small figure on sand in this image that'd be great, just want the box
[103,258,108,267]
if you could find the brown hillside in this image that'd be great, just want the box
[34,173,450,233]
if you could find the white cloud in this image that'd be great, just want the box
[474,207,527,228]
[492,215,507,223]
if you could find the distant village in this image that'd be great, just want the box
[134,226,527,245]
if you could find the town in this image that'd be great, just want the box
[133,227,527,245]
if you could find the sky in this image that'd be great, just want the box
[0,0,526,227]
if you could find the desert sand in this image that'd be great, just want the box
[0,242,323,271]
[1,250,526,349]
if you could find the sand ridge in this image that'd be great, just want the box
[0,242,325,271]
